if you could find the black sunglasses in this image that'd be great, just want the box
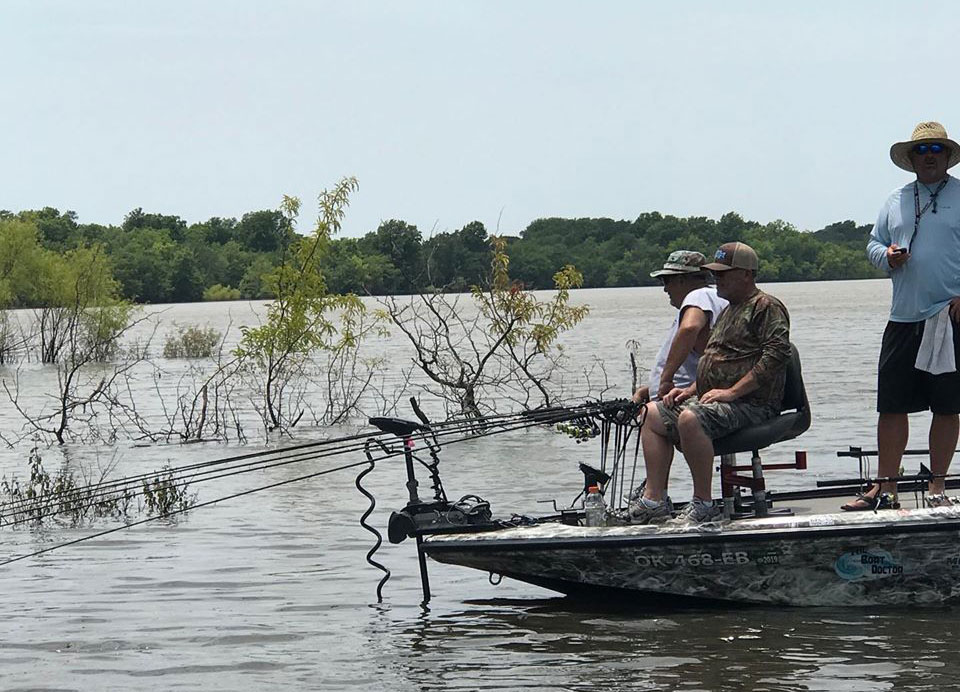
[912,143,947,155]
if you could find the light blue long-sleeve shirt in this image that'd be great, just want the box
[867,175,960,322]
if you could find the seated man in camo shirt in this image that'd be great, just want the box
[624,242,792,526]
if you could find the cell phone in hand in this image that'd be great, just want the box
[892,247,908,255]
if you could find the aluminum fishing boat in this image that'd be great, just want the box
[370,346,960,607]
[421,494,960,607]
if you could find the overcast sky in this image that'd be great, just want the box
[2,1,958,238]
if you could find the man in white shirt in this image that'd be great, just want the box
[634,250,729,403]
[620,250,728,523]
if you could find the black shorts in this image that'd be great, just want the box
[877,319,960,414]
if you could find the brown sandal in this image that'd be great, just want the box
[840,492,899,512]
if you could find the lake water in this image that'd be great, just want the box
[1,280,958,690]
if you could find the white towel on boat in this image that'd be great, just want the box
[915,306,956,375]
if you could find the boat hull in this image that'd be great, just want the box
[424,507,960,606]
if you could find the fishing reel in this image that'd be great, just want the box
[602,399,644,426]
[556,418,601,443]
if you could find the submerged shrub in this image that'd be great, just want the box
[203,284,242,302]
[142,465,196,516]
[163,324,222,359]
[0,448,134,524]
[0,450,196,525]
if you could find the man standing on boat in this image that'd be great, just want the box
[623,242,791,525]
[633,250,728,403]
[842,122,960,512]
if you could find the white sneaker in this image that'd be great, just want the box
[668,498,722,526]
[610,496,674,525]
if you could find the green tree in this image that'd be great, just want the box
[235,177,372,432]
[424,221,491,290]
[234,210,296,253]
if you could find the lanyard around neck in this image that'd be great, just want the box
[909,178,949,251]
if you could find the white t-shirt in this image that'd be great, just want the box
[647,286,728,398]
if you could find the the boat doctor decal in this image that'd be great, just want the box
[834,548,903,581]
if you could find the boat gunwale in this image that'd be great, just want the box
[423,514,960,553]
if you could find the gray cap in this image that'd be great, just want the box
[650,250,708,278]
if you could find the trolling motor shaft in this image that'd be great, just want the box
[368,416,433,604]
[371,414,498,605]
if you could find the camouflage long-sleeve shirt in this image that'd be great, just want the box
[695,289,791,407]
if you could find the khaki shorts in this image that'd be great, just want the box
[655,396,778,444]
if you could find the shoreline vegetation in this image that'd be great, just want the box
[1,205,879,308]
[0,180,594,446]
[0,179,882,448]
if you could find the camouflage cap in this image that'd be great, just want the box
[650,250,708,278]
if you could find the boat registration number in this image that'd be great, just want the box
[671,551,750,567]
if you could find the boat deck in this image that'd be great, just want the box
[772,491,929,516]
[424,493,960,546]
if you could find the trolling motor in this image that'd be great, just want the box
[378,416,494,543]
[370,404,494,605]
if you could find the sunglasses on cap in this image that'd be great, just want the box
[912,143,947,155]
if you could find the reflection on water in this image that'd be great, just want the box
[2,281,960,689]
[374,598,957,691]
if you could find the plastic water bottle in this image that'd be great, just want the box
[584,485,606,527]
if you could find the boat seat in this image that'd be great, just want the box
[713,343,810,456]
[713,343,810,518]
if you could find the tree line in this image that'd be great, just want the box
[0,205,881,308]
[0,179,592,443]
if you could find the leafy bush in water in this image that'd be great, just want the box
[0,450,196,525]
[203,284,242,301]
[163,324,222,359]
[0,448,134,524]
[142,465,196,516]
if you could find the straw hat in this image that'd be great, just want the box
[889,121,960,172]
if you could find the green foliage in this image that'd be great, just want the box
[475,236,588,352]
[0,449,195,524]
[141,465,195,516]
[0,218,53,307]
[163,324,223,359]
[386,236,589,417]
[202,284,242,301]
[2,203,885,308]
[235,178,378,431]
[0,448,134,524]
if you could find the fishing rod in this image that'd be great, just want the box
[0,398,637,568]
[1,399,630,528]
[836,447,960,458]
[3,399,604,515]
[0,406,547,523]
[0,428,392,514]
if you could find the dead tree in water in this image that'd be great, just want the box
[382,237,589,419]
[2,247,149,444]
